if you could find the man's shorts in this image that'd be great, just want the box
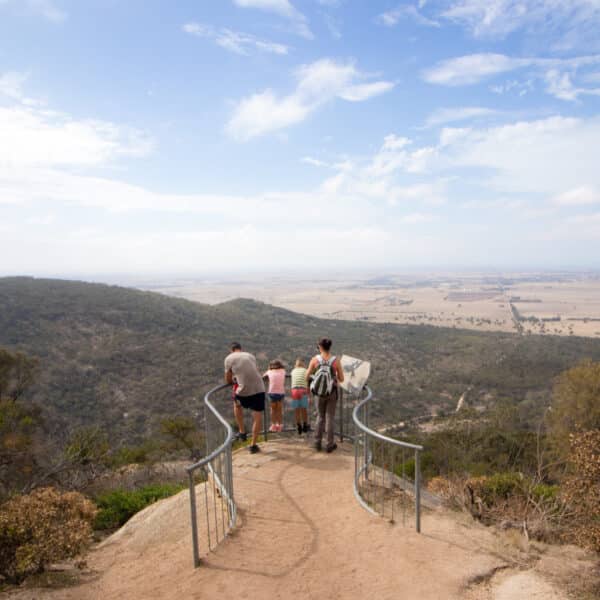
[268,393,285,403]
[235,392,265,412]
[291,387,309,409]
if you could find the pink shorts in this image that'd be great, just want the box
[291,387,307,400]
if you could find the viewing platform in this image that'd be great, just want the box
[21,437,549,600]
[10,384,577,600]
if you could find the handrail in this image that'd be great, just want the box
[352,393,424,451]
[352,386,424,532]
[186,379,424,567]
[186,383,237,567]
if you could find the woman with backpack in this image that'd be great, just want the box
[306,338,344,453]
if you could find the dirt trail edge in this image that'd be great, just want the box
[9,439,594,600]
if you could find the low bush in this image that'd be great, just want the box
[471,472,524,504]
[93,483,185,530]
[562,430,600,552]
[0,487,96,584]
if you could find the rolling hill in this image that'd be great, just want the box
[2,276,600,443]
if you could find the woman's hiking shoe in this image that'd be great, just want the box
[326,443,338,453]
[249,444,260,454]
[236,432,247,442]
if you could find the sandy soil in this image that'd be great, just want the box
[8,439,595,600]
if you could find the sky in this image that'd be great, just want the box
[1,0,600,277]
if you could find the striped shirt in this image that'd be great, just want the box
[291,367,308,389]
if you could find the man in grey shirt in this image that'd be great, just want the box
[224,342,265,454]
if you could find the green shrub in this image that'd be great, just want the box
[109,442,155,468]
[0,487,97,584]
[93,483,185,530]
[465,472,525,507]
[532,483,559,501]
[394,452,435,481]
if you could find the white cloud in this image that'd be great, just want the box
[0,106,154,168]
[0,0,66,22]
[423,53,521,85]
[301,156,329,167]
[226,59,394,140]
[0,71,28,101]
[433,116,600,198]
[398,212,436,224]
[544,69,600,101]
[182,22,288,55]
[376,5,440,28]
[423,52,600,100]
[337,81,396,102]
[425,106,498,127]
[232,0,313,39]
[439,0,600,45]
[489,79,534,96]
[553,186,600,206]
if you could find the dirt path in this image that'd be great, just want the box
[9,438,586,600]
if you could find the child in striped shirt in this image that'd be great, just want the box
[290,358,310,435]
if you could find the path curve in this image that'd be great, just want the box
[10,438,575,600]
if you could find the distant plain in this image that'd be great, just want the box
[140,272,600,339]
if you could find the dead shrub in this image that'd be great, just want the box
[562,430,600,552]
[0,487,97,584]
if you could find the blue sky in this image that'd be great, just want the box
[1,0,600,276]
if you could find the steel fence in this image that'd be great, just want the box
[186,379,423,567]
[186,383,236,567]
[353,387,424,532]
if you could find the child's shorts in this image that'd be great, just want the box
[269,393,285,403]
[291,387,309,409]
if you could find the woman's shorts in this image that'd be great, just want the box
[269,393,285,403]
[291,387,309,409]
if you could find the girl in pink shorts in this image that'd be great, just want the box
[290,358,310,435]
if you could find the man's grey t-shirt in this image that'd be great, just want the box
[224,351,265,396]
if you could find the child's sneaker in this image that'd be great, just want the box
[236,431,247,442]
[277,424,284,432]
[249,444,260,454]
[268,424,277,432]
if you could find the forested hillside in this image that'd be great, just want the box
[2,276,600,443]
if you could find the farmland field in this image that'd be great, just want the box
[138,271,600,339]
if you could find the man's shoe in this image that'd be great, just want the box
[236,432,247,442]
[249,444,260,454]
[326,443,338,453]
[314,441,322,452]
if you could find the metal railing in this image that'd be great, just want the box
[186,383,236,567]
[353,387,424,532]
[186,379,424,567]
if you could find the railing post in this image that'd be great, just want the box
[338,387,344,442]
[363,400,369,480]
[188,470,201,567]
[415,449,421,534]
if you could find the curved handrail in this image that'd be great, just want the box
[186,383,237,567]
[187,383,234,471]
[352,386,424,532]
[352,391,424,451]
